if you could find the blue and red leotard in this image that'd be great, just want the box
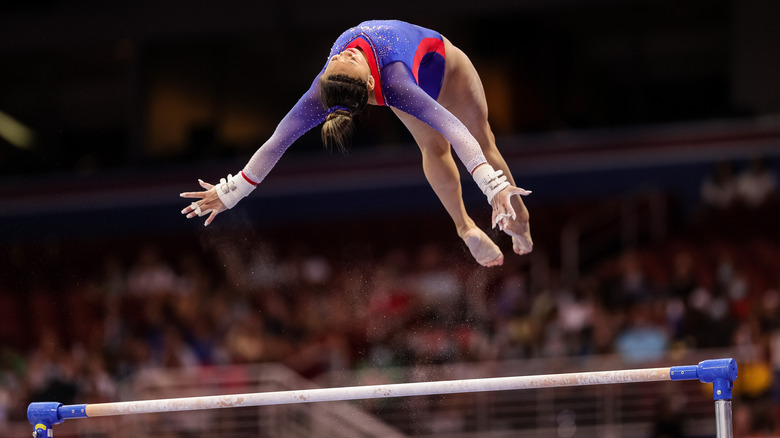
[241,20,488,185]
[329,20,447,104]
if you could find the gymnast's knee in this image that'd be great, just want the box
[418,139,452,158]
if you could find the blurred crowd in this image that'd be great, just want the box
[700,156,778,211]
[1,159,779,436]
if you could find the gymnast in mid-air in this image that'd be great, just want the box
[181,19,532,266]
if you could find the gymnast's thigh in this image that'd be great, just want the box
[390,107,451,156]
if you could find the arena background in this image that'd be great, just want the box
[1,1,779,436]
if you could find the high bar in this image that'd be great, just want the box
[28,358,737,432]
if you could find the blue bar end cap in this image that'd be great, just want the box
[28,402,64,437]
[697,358,738,400]
[671,358,737,400]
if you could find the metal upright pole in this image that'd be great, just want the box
[714,399,733,438]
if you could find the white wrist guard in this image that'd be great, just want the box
[215,171,256,209]
[472,164,509,205]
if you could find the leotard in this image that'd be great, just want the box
[241,20,488,186]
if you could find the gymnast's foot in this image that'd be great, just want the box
[463,227,504,267]
[512,234,533,255]
[504,198,533,255]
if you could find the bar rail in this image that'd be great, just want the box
[27,358,737,438]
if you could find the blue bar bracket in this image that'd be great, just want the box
[670,358,738,400]
[28,402,63,437]
[28,402,88,437]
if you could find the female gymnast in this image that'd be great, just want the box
[181,20,532,267]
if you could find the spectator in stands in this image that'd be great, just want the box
[125,245,179,296]
[700,160,738,210]
[615,299,669,362]
[735,156,778,208]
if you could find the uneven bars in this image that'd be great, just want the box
[28,358,737,437]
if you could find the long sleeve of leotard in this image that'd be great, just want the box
[241,73,329,184]
[381,62,488,174]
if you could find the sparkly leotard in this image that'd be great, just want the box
[242,20,488,185]
[329,20,447,105]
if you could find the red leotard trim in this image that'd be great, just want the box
[412,37,446,85]
[240,171,258,186]
[345,37,385,106]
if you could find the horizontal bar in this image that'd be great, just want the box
[80,367,672,418]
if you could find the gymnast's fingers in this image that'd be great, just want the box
[180,191,207,199]
[182,202,203,218]
[511,186,532,197]
[204,209,219,226]
[180,179,215,199]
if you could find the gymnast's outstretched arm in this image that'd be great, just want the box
[381,61,530,229]
[180,73,328,225]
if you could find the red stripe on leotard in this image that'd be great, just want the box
[412,37,446,85]
[240,171,257,186]
[345,37,385,106]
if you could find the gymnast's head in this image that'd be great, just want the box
[320,48,375,152]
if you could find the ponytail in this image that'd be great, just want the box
[320,74,369,152]
[321,109,354,153]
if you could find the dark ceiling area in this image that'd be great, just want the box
[1,0,777,178]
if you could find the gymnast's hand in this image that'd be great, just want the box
[180,179,227,226]
[491,185,534,255]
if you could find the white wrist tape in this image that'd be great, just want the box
[472,164,509,205]
[215,172,256,209]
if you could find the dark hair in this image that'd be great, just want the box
[320,74,369,152]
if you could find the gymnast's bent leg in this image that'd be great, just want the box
[391,107,504,267]
[438,40,532,255]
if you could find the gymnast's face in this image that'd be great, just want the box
[325,48,375,90]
